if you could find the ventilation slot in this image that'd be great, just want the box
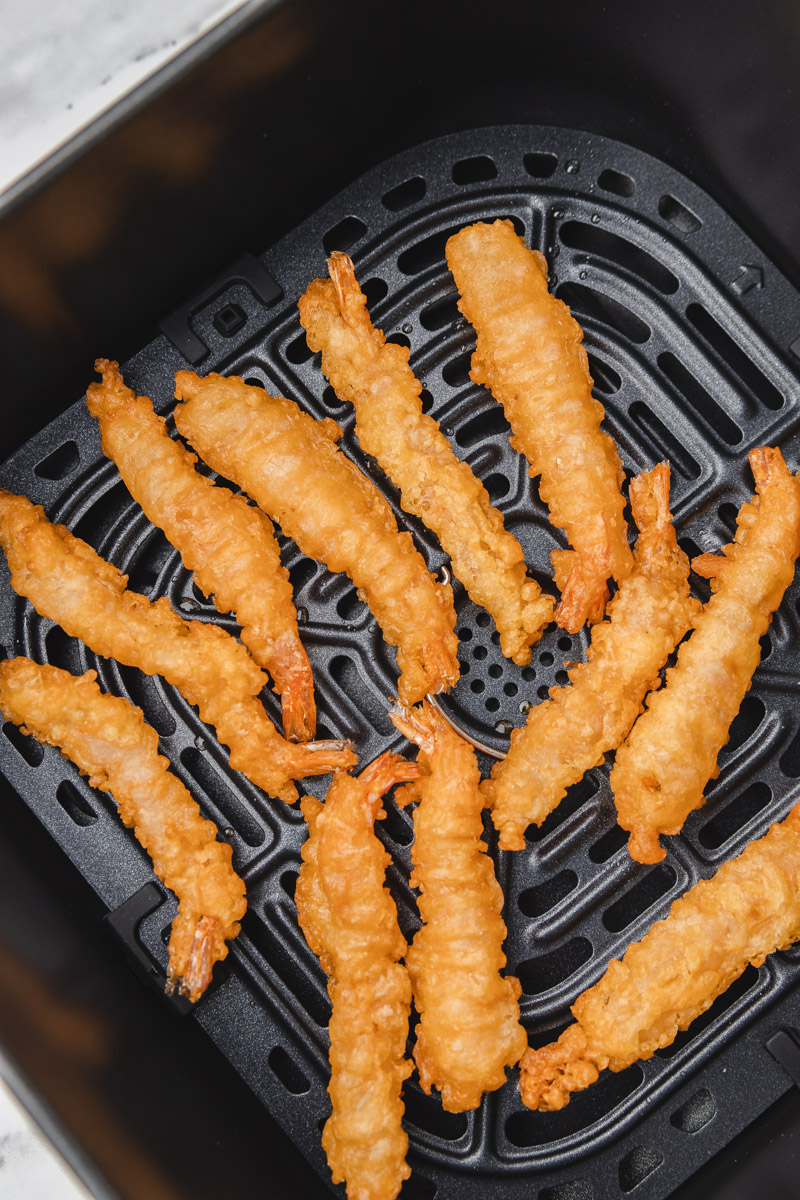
[243,913,329,1027]
[71,481,132,546]
[280,870,297,900]
[420,294,460,331]
[116,666,177,738]
[589,824,629,863]
[285,332,313,364]
[125,526,175,596]
[45,623,82,675]
[34,441,80,480]
[698,781,771,850]
[656,965,758,1059]
[671,1087,716,1133]
[629,402,701,480]
[379,799,413,847]
[455,407,510,448]
[323,216,367,255]
[524,152,557,178]
[559,222,678,294]
[3,721,44,766]
[484,472,510,502]
[336,587,367,622]
[452,155,497,184]
[288,556,317,595]
[598,168,635,197]
[517,936,593,995]
[268,1046,310,1095]
[618,1145,663,1192]
[602,864,676,933]
[657,353,740,446]
[556,283,650,344]
[403,1083,468,1141]
[382,176,426,211]
[525,775,598,845]
[780,725,800,778]
[721,695,765,757]
[586,354,621,395]
[400,1175,437,1200]
[362,277,388,308]
[519,869,578,918]
[658,195,702,234]
[442,351,473,388]
[386,331,411,349]
[330,655,394,735]
[398,215,524,275]
[685,303,783,410]
[506,1065,643,1147]
[56,780,97,827]
[181,748,266,848]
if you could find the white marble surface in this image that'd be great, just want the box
[0,0,251,196]
[0,1076,93,1198]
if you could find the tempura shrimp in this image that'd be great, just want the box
[446,219,632,631]
[0,658,246,1001]
[298,252,554,663]
[87,359,316,741]
[612,446,800,863]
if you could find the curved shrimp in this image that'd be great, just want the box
[481,462,698,849]
[298,252,554,663]
[389,701,526,1111]
[296,752,421,1200]
[611,445,800,863]
[173,370,459,704]
[446,219,632,631]
[87,359,316,742]
[0,492,356,802]
[0,658,246,1001]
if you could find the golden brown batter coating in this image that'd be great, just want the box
[446,219,632,632]
[87,359,316,742]
[482,462,698,850]
[296,753,420,1200]
[173,370,459,705]
[298,252,554,663]
[612,446,800,863]
[390,703,526,1111]
[0,658,246,1001]
[519,805,800,1111]
[0,492,355,802]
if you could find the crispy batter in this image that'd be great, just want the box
[87,359,316,742]
[298,253,555,663]
[296,753,420,1200]
[390,702,526,1111]
[173,371,459,704]
[482,463,698,849]
[0,492,355,802]
[519,804,800,1111]
[0,658,246,1001]
[612,446,800,863]
[446,219,632,632]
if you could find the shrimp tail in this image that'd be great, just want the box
[359,750,422,818]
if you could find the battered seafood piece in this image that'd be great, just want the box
[298,252,555,663]
[0,492,355,802]
[482,462,698,850]
[519,803,800,1111]
[446,219,632,631]
[612,446,800,863]
[173,371,459,704]
[296,753,420,1200]
[390,702,526,1111]
[87,358,316,742]
[0,658,246,1001]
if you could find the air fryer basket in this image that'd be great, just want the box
[2,124,800,1199]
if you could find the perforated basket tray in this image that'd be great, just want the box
[3,125,800,1200]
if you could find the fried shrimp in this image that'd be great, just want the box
[446,219,632,632]
[519,803,800,1111]
[173,371,458,704]
[482,462,698,850]
[612,446,800,864]
[0,493,355,802]
[87,359,316,742]
[296,753,421,1200]
[389,702,526,1111]
[298,252,555,663]
[0,658,246,1001]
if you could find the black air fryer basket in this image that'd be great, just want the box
[3,4,800,1199]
